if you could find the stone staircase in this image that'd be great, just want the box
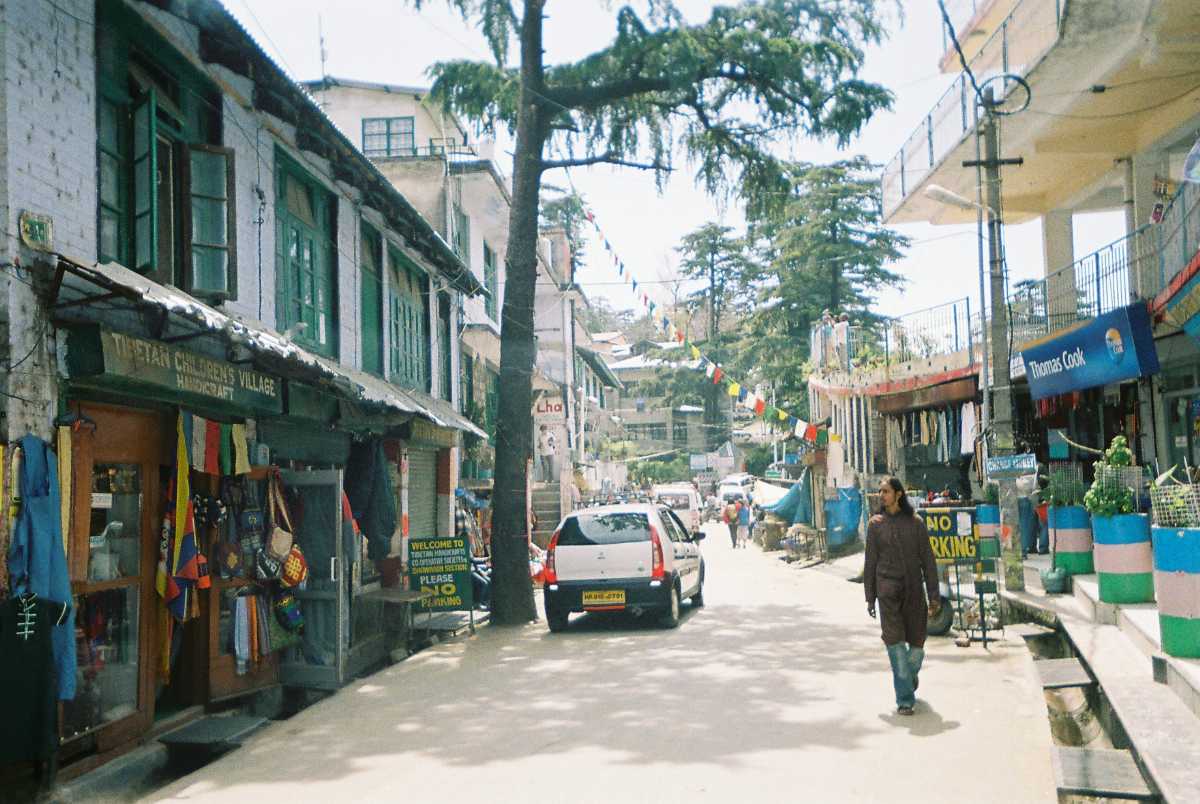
[1008,555,1200,802]
[531,481,561,549]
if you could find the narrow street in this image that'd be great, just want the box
[147,524,1055,804]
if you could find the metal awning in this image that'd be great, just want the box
[576,346,623,390]
[50,255,485,438]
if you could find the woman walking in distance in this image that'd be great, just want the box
[864,477,940,716]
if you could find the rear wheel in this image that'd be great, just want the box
[547,609,569,633]
[927,595,953,636]
[660,584,681,628]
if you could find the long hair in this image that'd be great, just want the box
[879,476,914,516]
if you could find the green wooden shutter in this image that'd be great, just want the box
[360,226,383,376]
[132,88,157,275]
[185,143,236,298]
[98,95,127,264]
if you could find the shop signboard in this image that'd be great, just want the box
[920,506,978,565]
[1019,303,1159,401]
[407,534,473,612]
[65,325,282,414]
[985,452,1038,478]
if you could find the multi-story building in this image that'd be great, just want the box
[815,0,1200,496]
[609,342,708,457]
[0,0,486,776]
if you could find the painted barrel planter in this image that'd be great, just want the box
[1048,505,1094,575]
[1091,514,1154,604]
[976,504,1001,558]
[1151,526,1200,658]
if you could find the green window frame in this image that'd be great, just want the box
[452,204,470,265]
[275,151,338,357]
[485,369,499,438]
[483,243,498,322]
[437,292,452,401]
[360,224,384,376]
[362,116,414,157]
[388,247,430,392]
[95,3,235,298]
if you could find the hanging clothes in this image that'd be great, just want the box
[0,594,66,762]
[7,434,75,701]
[960,401,977,455]
[345,439,398,561]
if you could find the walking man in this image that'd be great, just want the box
[723,498,739,548]
[864,477,940,716]
[538,425,556,483]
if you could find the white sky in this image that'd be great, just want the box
[228,0,1125,320]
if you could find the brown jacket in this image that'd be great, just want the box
[863,510,939,604]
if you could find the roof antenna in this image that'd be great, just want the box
[316,14,329,107]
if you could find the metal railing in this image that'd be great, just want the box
[1007,180,1200,345]
[810,297,974,372]
[367,142,479,162]
[882,0,1064,218]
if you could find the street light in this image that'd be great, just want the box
[923,183,991,470]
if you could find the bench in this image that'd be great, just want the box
[159,715,266,763]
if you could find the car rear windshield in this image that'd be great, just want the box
[558,512,651,546]
[658,493,691,510]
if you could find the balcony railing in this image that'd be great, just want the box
[882,0,1065,219]
[1007,180,1200,345]
[366,141,479,162]
[810,297,975,372]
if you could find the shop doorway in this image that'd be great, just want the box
[1165,392,1200,476]
[277,469,347,691]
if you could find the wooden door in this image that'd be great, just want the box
[62,403,161,752]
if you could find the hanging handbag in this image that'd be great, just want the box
[254,548,282,582]
[233,477,265,553]
[279,544,309,588]
[274,590,304,633]
[266,471,294,562]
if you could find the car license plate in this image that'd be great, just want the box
[582,590,625,607]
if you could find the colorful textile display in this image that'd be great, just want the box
[157,415,212,627]
[181,412,251,476]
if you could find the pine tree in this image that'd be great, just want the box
[747,157,908,413]
[411,0,893,625]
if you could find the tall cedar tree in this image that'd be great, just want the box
[746,157,908,413]
[675,224,758,449]
[412,0,892,624]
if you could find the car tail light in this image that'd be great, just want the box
[544,529,561,585]
[649,525,665,580]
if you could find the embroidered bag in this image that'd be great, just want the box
[265,471,294,562]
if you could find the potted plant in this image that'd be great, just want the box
[1149,469,1200,658]
[1046,465,1092,578]
[976,482,1000,559]
[1084,436,1153,604]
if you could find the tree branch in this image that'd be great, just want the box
[540,151,670,172]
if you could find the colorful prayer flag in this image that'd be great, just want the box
[713,367,724,384]
[805,424,818,441]
[778,409,789,422]
[690,345,701,359]
[754,398,766,415]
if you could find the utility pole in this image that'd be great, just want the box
[963,86,1025,591]
[707,249,719,452]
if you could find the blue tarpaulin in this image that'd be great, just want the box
[761,469,813,525]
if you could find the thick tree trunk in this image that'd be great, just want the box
[490,0,547,625]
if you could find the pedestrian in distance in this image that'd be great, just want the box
[736,499,751,549]
[722,498,739,548]
[864,476,940,716]
[538,425,556,483]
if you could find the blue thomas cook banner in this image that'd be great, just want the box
[1021,303,1159,401]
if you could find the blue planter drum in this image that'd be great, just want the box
[1151,526,1200,658]
[1091,514,1154,604]
[1048,505,1094,576]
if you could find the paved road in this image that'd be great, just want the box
[148,523,1055,803]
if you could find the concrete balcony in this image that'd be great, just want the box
[884,0,1200,227]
